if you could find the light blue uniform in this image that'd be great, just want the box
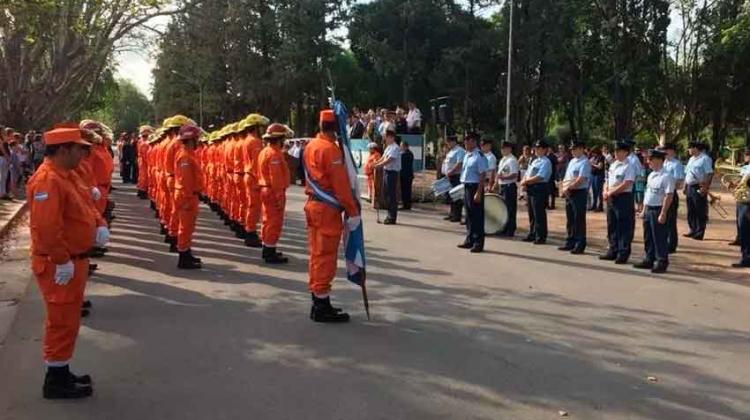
[644,168,676,207]
[383,143,401,171]
[740,164,750,177]
[607,160,637,193]
[628,153,643,173]
[563,155,592,190]
[685,153,713,185]
[461,150,489,183]
[484,152,497,175]
[443,146,466,176]
[525,155,552,183]
[663,157,686,185]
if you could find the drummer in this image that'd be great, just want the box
[559,139,591,254]
[457,132,488,253]
[497,141,519,237]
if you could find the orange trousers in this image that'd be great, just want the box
[167,178,179,235]
[261,189,285,246]
[304,201,343,296]
[223,173,234,217]
[232,174,244,222]
[32,256,88,363]
[244,176,261,233]
[176,195,199,251]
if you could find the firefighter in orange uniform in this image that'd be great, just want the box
[364,142,382,206]
[303,110,360,323]
[27,125,110,399]
[162,115,196,253]
[136,125,154,199]
[258,123,293,264]
[174,124,205,269]
[229,124,246,238]
[237,114,268,247]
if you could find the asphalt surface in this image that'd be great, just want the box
[1,180,749,420]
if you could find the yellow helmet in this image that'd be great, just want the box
[226,122,240,135]
[139,125,155,136]
[163,114,195,129]
[239,113,271,132]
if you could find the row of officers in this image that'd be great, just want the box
[444,136,750,272]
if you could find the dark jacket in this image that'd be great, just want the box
[400,149,414,179]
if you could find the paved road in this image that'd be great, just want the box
[1,181,749,420]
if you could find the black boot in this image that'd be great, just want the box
[169,240,178,253]
[235,225,247,239]
[186,249,202,264]
[244,231,262,248]
[150,201,156,210]
[160,225,167,235]
[633,260,654,269]
[310,295,350,323]
[651,262,668,273]
[177,251,202,269]
[43,366,93,399]
[262,246,288,264]
[88,264,98,275]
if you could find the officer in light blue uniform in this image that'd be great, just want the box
[661,143,685,253]
[457,132,489,253]
[600,141,637,264]
[634,149,675,273]
[443,136,466,222]
[730,148,750,248]
[520,140,553,244]
[559,140,591,254]
[684,141,713,240]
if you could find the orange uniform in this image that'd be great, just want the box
[364,150,382,202]
[90,143,112,214]
[230,135,245,223]
[241,133,263,233]
[137,139,150,192]
[258,143,290,246]
[303,132,359,296]
[174,145,204,252]
[27,160,96,363]
[164,134,182,236]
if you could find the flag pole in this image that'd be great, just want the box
[504,0,514,144]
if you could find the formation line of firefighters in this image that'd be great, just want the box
[27,110,356,400]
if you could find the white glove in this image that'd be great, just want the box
[346,215,362,231]
[90,187,102,201]
[54,261,75,285]
[95,226,110,247]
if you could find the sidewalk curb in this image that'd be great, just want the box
[0,200,28,239]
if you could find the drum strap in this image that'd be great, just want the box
[302,158,344,211]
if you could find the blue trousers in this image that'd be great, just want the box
[740,203,750,263]
[447,175,462,220]
[667,192,679,252]
[565,189,587,250]
[590,174,604,210]
[686,184,708,238]
[606,193,634,259]
[526,184,548,241]
[500,183,517,235]
[643,206,669,265]
[384,170,399,222]
[463,183,484,248]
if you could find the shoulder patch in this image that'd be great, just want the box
[332,159,342,165]
[34,192,49,201]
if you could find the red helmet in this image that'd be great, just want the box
[263,123,294,139]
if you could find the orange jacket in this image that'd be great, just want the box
[240,133,263,179]
[303,132,359,217]
[231,136,243,174]
[175,146,204,199]
[164,134,181,177]
[258,144,290,192]
[27,160,97,264]
[90,144,112,190]
[364,150,382,177]
[70,168,107,227]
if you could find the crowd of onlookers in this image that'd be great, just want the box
[347,102,423,140]
[0,126,46,200]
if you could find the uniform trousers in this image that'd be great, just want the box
[606,192,634,259]
[686,184,708,239]
[667,192,679,252]
[305,200,342,296]
[643,206,669,265]
[383,170,399,222]
[463,183,484,249]
[500,183,517,235]
[739,203,750,263]
[448,174,462,220]
[526,183,548,241]
[176,195,199,251]
[400,174,413,209]
[565,189,587,250]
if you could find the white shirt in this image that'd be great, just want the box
[442,145,466,176]
[383,143,401,171]
[607,159,637,192]
[406,108,422,129]
[483,152,497,175]
[497,155,519,185]
[288,144,301,159]
[643,168,676,207]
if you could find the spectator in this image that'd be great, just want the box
[400,140,414,210]
[0,127,13,200]
[406,101,422,134]
[348,114,365,139]
[30,134,45,171]
[8,139,26,198]
[547,146,559,209]
[395,107,408,134]
[602,144,614,171]
[588,146,605,211]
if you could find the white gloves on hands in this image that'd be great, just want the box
[95,226,110,247]
[90,187,102,201]
[54,261,75,285]
[346,216,362,231]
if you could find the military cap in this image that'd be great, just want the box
[647,148,666,159]
[614,141,631,151]
[320,109,336,124]
[534,139,550,148]
[500,141,515,148]
[569,139,586,149]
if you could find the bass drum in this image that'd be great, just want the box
[484,193,509,234]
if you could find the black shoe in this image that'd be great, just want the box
[235,227,247,239]
[244,232,263,248]
[383,219,396,225]
[651,263,668,273]
[457,243,473,249]
[692,235,704,241]
[558,245,574,251]
[177,251,202,269]
[614,256,629,265]
[522,236,535,242]
[169,242,178,253]
[729,240,740,246]
[82,300,92,309]
[443,215,453,221]
[533,239,546,245]
[570,248,585,255]
[449,218,461,223]
[731,261,750,268]
[43,366,93,400]
[683,232,696,238]
[310,296,350,323]
[599,253,616,261]
[160,225,167,235]
[459,220,466,226]
[470,247,483,253]
[633,260,654,269]
[262,246,288,264]
[163,234,173,244]
[81,309,90,318]
[186,249,202,264]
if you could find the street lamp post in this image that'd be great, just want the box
[504,0,514,144]
[170,70,204,127]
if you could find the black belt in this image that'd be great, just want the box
[645,205,663,210]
